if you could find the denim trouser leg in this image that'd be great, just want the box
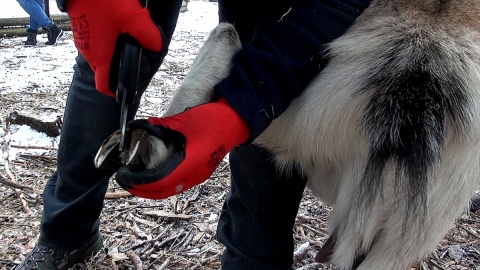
[217,5,308,267]
[16,0,52,30]
[217,144,307,270]
[39,54,119,248]
[39,0,183,249]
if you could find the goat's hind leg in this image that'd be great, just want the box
[353,146,480,270]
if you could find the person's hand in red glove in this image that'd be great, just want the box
[115,98,250,199]
[66,0,163,95]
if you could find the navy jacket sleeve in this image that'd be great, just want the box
[215,0,371,140]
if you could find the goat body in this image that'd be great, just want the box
[96,1,480,269]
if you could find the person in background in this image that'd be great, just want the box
[16,0,372,269]
[16,0,63,46]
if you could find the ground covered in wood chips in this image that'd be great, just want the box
[0,1,479,269]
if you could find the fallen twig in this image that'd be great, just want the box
[4,161,30,214]
[296,262,321,270]
[0,173,130,200]
[460,224,480,240]
[293,242,310,265]
[128,223,175,252]
[144,210,191,220]
[155,231,186,249]
[157,257,170,270]
[104,191,132,199]
[10,144,58,150]
[126,250,142,270]
[0,173,41,194]
[425,258,446,270]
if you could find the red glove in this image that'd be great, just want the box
[66,0,163,96]
[115,98,250,199]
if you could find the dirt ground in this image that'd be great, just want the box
[0,4,479,270]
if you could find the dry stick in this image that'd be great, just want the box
[129,222,176,251]
[460,224,480,240]
[4,161,30,214]
[296,263,321,270]
[180,230,196,250]
[105,191,132,199]
[110,261,119,270]
[189,264,201,270]
[293,242,310,265]
[2,122,31,213]
[126,250,143,270]
[171,229,193,250]
[157,257,171,270]
[0,172,131,199]
[0,173,42,194]
[420,261,430,270]
[10,144,58,150]
[156,231,186,249]
[200,253,221,265]
[299,222,329,236]
[426,258,446,270]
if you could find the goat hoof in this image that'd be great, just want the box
[94,128,170,171]
[94,129,125,170]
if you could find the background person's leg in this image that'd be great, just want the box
[16,0,52,29]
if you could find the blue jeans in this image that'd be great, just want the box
[215,2,308,269]
[16,0,52,31]
[218,145,307,270]
[39,0,182,249]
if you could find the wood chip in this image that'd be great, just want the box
[144,210,191,220]
[126,250,142,270]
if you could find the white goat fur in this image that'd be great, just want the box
[155,2,480,269]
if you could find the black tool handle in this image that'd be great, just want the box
[116,39,142,106]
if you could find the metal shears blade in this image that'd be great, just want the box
[117,40,142,152]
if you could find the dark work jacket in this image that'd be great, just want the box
[57,0,371,141]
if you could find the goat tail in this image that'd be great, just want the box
[360,40,471,217]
